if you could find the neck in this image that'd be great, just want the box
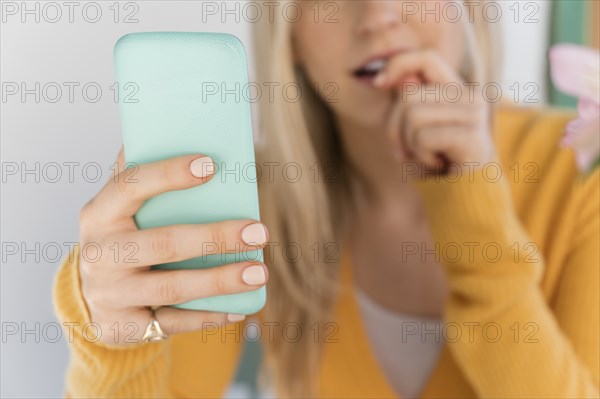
[334,116,422,211]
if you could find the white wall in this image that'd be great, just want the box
[498,0,552,104]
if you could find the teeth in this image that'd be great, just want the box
[363,59,386,72]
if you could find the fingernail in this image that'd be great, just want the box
[374,73,386,87]
[190,156,215,178]
[241,223,267,246]
[227,313,246,322]
[242,264,266,285]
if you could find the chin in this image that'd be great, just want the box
[339,109,389,132]
[333,99,392,131]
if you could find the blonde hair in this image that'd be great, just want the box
[252,1,498,396]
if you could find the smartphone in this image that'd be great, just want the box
[114,32,265,314]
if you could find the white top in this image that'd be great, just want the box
[355,288,445,399]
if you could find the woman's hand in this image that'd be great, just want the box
[376,49,495,171]
[77,149,269,345]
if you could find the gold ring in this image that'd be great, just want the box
[142,307,167,342]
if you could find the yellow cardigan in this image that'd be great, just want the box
[53,106,600,398]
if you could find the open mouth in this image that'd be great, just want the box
[353,56,424,89]
[353,58,387,86]
[354,58,387,79]
[352,48,416,87]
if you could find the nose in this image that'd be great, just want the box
[355,0,400,36]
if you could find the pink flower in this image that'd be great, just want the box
[549,44,600,172]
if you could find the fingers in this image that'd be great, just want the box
[379,49,480,165]
[121,261,269,307]
[387,99,478,160]
[375,49,462,89]
[401,103,478,157]
[411,126,470,169]
[387,99,489,168]
[99,308,244,344]
[92,154,216,223]
[154,307,244,336]
[108,220,269,267]
[386,85,435,160]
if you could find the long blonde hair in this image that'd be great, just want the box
[252,1,498,396]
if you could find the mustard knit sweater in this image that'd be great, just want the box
[53,106,600,398]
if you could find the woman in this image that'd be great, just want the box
[53,1,599,397]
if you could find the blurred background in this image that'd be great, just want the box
[1,1,598,397]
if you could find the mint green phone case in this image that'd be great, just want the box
[114,32,265,314]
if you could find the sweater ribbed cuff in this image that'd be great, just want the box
[52,244,170,361]
[412,162,525,247]
[411,163,544,302]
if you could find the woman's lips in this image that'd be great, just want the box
[352,47,411,72]
[354,73,381,87]
[353,59,386,86]
[352,48,418,88]
[354,71,423,89]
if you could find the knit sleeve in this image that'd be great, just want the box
[413,166,599,398]
[53,245,173,398]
